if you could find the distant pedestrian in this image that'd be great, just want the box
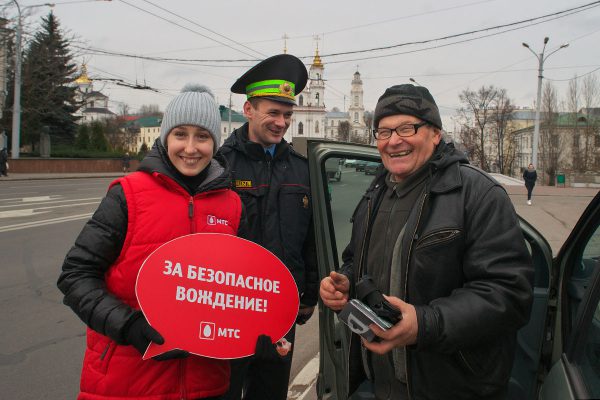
[523,163,537,205]
[122,152,131,173]
[0,148,8,177]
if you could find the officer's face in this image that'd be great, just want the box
[376,114,441,182]
[166,125,214,177]
[244,99,293,147]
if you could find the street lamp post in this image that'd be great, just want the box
[10,0,22,159]
[522,37,568,167]
[10,0,54,159]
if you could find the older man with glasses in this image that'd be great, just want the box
[320,84,534,400]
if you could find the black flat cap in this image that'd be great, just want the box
[231,54,308,105]
[374,84,442,129]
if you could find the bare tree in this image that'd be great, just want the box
[491,89,515,174]
[137,104,162,117]
[338,120,350,142]
[580,73,599,171]
[363,111,374,145]
[539,82,562,185]
[118,102,130,117]
[566,76,585,171]
[458,86,499,171]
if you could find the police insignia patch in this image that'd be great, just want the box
[235,180,252,188]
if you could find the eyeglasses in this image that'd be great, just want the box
[373,121,429,140]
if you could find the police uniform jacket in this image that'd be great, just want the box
[219,123,318,307]
[340,140,534,400]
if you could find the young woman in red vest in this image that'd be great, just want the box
[58,84,245,400]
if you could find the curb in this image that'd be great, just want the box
[0,173,126,181]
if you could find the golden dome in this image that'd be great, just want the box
[75,64,91,84]
[312,48,323,68]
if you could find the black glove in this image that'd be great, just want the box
[296,305,315,325]
[124,314,164,356]
[152,349,190,361]
[254,334,284,363]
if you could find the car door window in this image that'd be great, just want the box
[569,224,600,397]
[323,156,381,267]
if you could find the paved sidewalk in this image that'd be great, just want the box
[0,172,126,181]
[505,184,598,255]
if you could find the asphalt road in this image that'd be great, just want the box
[0,173,597,399]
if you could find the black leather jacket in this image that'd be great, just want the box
[218,124,318,307]
[341,141,534,400]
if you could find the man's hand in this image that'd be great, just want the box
[361,295,418,354]
[320,271,350,311]
[296,305,315,325]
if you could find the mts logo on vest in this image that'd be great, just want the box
[207,215,229,226]
[199,321,240,340]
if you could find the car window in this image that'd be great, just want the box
[322,155,380,267]
[570,224,600,397]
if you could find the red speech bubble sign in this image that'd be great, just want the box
[135,233,299,359]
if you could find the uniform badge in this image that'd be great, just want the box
[235,180,252,188]
[302,195,309,209]
[279,82,292,95]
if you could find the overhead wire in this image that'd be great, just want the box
[317,0,600,59]
[118,0,261,59]
[138,0,266,58]
[72,0,600,66]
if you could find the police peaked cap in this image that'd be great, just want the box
[231,54,308,105]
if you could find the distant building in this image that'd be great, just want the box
[220,105,246,145]
[325,108,349,139]
[74,64,116,123]
[511,112,600,184]
[290,49,327,139]
[348,70,368,139]
[123,105,246,153]
[288,49,370,142]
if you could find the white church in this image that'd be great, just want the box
[289,49,370,142]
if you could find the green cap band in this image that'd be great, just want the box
[246,79,296,100]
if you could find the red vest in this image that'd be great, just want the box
[79,171,242,400]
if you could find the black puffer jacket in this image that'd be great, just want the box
[218,123,318,307]
[57,141,240,343]
[341,141,534,400]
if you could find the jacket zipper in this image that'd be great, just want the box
[458,350,477,375]
[416,229,461,249]
[261,157,272,245]
[403,191,428,400]
[179,358,186,399]
[357,196,372,277]
[188,196,195,233]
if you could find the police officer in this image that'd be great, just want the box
[219,54,318,400]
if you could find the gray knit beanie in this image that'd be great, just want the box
[374,84,442,130]
[160,84,222,154]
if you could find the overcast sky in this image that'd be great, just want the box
[9,0,600,130]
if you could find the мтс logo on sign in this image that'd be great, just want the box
[199,322,216,340]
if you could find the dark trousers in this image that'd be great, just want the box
[525,183,534,200]
[223,327,296,400]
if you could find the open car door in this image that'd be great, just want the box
[537,191,600,399]
[307,140,381,399]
